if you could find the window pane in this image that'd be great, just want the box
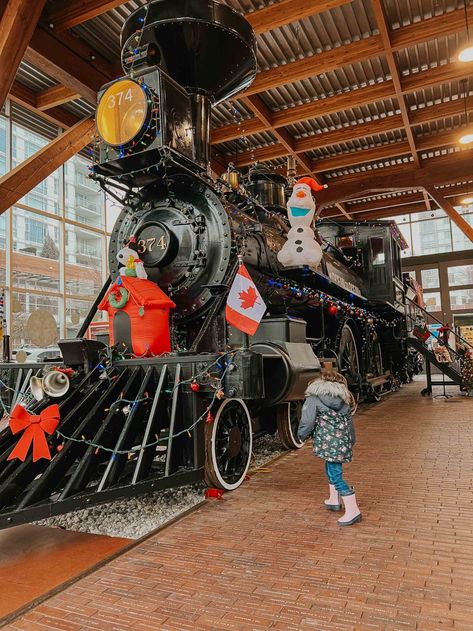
[423,291,442,312]
[12,208,61,292]
[65,297,98,338]
[11,291,60,350]
[65,225,104,296]
[0,211,6,287]
[411,217,451,256]
[370,237,385,265]
[450,289,473,311]
[65,156,105,229]
[452,215,473,252]
[12,123,60,214]
[448,265,473,287]
[0,116,7,177]
[421,268,440,289]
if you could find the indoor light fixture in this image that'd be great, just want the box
[458,2,473,61]
[461,196,473,204]
[458,80,473,145]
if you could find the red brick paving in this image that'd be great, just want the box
[4,382,473,631]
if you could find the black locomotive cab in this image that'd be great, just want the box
[317,219,407,313]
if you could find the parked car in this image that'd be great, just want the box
[13,347,61,363]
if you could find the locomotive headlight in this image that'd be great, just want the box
[96,79,150,146]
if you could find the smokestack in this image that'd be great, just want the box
[121,0,257,170]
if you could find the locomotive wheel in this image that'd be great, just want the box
[205,399,253,491]
[338,324,361,406]
[276,401,305,449]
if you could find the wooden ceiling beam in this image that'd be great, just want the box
[9,81,80,128]
[325,185,473,217]
[390,5,473,50]
[47,0,353,34]
[0,117,95,215]
[36,85,80,110]
[233,114,406,167]
[242,6,473,98]
[241,36,385,98]
[47,0,129,32]
[232,105,469,170]
[410,99,467,127]
[240,93,319,182]
[334,202,353,219]
[25,28,107,103]
[425,185,473,243]
[246,0,351,35]
[0,0,48,110]
[371,0,420,170]
[312,141,412,173]
[213,59,471,147]
[316,150,473,208]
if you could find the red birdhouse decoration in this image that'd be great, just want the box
[99,276,176,357]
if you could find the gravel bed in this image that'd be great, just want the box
[36,432,287,540]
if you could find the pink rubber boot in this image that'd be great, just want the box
[338,493,362,526]
[324,484,341,511]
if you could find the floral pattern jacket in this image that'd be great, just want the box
[297,379,355,463]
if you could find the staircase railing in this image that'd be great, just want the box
[405,294,473,353]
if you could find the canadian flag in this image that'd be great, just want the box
[226,265,267,336]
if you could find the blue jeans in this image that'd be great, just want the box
[325,462,353,496]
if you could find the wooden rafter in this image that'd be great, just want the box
[25,28,110,103]
[0,117,95,215]
[10,81,80,128]
[213,59,471,147]
[246,0,350,34]
[0,0,48,110]
[324,185,473,218]
[316,150,473,209]
[241,37,385,98]
[335,203,353,220]
[371,0,420,171]
[236,5,472,102]
[424,185,473,243]
[240,94,320,184]
[47,0,353,34]
[36,85,81,111]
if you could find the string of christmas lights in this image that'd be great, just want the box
[265,277,403,327]
[53,350,237,457]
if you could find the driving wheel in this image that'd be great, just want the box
[205,398,253,490]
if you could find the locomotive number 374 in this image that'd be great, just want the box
[137,237,168,253]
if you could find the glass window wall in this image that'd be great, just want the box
[387,206,473,258]
[0,103,111,354]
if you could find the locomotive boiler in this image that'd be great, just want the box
[0,0,418,528]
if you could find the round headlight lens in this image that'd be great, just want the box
[96,79,149,146]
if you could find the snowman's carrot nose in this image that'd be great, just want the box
[296,191,306,198]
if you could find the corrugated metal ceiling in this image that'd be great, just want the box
[12,0,473,207]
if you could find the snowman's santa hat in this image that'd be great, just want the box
[296,177,328,193]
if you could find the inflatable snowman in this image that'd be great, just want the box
[277,177,326,269]
[116,236,148,279]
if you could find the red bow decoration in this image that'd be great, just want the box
[7,404,60,462]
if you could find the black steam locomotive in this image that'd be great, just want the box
[0,0,419,528]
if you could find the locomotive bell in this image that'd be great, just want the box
[30,372,70,401]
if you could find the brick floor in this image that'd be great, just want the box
[4,381,473,631]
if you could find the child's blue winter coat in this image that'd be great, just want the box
[297,379,355,463]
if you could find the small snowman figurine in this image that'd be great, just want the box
[277,177,326,269]
[116,236,148,279]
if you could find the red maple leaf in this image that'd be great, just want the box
[239,286,259,310]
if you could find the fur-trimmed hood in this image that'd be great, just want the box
[305,379,352,406]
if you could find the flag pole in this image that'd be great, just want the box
[237,254,250,350]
